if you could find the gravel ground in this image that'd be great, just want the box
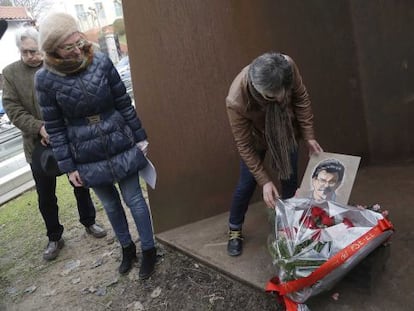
[0,211,283,311]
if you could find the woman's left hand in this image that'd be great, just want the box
[137,140,149,156]
[306,139,323,155]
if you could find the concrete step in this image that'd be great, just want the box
[0,152,34,205]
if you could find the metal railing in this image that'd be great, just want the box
[0,125,23,162]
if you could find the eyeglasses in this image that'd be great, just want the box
[316,177,337,187]
[21,49,40,56]
[59,39,87,52]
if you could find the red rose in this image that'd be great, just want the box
[311,206,325,217]
[302,216,317,229]
[321,215,334,227]
[343,217,354,228]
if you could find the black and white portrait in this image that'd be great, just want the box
[296,152,361,205]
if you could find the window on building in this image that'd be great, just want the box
[75,4,87,22]
[114,1,123,17]
[95,2,106,19]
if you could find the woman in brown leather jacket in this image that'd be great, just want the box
[225,52,323,256]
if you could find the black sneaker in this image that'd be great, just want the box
[227,229,243,256]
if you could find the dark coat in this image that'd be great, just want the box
[2,60,44,163]
[35,52,147,188]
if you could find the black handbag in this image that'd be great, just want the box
[31,141,63,177]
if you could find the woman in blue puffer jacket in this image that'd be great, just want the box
[35,12,156,279]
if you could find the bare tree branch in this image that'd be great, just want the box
[0,1,14,6]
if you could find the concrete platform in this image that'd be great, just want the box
[157,164,414,310]
[0,152,34,205]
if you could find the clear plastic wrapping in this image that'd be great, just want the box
[267,198,393,310]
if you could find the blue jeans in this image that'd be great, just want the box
[228,150,298,230]
[93,173,155,250]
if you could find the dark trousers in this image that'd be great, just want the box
[31,165,96,241]
[228,150,298,230]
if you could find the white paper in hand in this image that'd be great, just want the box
[139,157,157,189]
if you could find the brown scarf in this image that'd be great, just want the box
[248,80,297,180]
[44,43,94,75]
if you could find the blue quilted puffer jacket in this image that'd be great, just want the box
[35,52,148,188]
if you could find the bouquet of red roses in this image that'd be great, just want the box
[267,198,393,311]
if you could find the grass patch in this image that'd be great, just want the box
[0,176,103,292]
[0,174,147,301]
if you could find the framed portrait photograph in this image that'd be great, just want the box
[296,152,361,205]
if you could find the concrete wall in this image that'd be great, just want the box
[123,0,410,232]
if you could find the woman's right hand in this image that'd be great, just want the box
[263,181,280,209]
[68,170,83,187]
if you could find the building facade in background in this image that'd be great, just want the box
[49,0,123,33]
[0,6,33,74]
[0,1,125,72]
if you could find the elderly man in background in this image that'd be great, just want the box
[2,26,106,261]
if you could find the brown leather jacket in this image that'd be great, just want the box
[226,55,315,186]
